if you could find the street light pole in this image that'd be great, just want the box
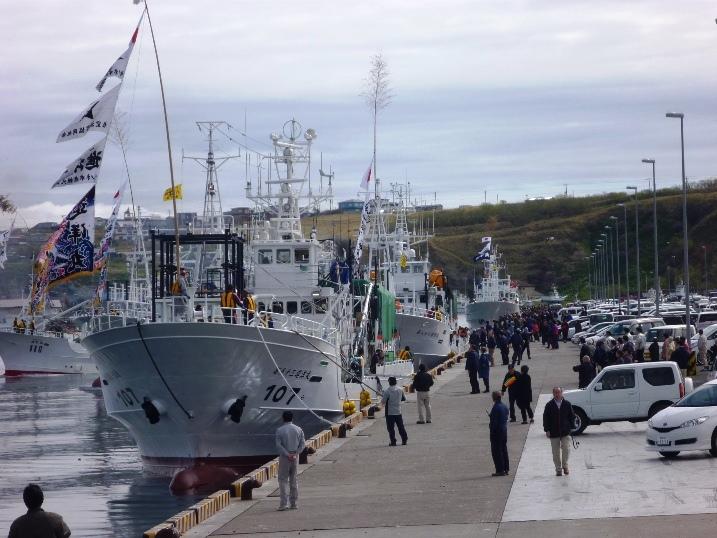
[601,233,609,300]
[626,186,640,315]
[702,245,708,294]
[642,158,660,314]
[617,203,630,312]
[610,216,621,313]
[585,256,592,299]
[666,112,690,339]
[605,226,616,305]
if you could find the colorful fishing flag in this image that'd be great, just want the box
[31,187,96,314]
[163,184,183,201]
[0,229,10,270]
[93,183,126,304]
[360,162,373,191]
[56,84,121,143]
[51,138,107,188]
[96,14,143,92]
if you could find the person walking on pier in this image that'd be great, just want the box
[487,330,497,366]
[382,376,408,446]
[478,346,491,393]
[413,364,434,424]
[276,411,306,511]
[543,387,575,477]
[510,330,523,366]
[515,365,534,424]
[489,391,510,476]
[465,344,481,394]
[697,329,708,366]
[8,484,71,538]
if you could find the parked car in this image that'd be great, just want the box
[585,317,665,347]
[690,323,717,350]
[571,321,614,344]
[565,362,691,435]
[646,379,717,458]
[567,317,590,339]
[695,311,717,330]
[644,325,696,360]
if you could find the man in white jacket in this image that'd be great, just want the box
[275,410,306,511]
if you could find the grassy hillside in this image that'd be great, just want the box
[305,181,717,300]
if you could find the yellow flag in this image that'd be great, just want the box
[162,184,183,201]
[400,254,407,269]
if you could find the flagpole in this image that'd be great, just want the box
[143,1,181,279]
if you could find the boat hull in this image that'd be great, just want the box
[0,329,95,375]
[466,301,520,328]
[81,322,354,475]
[396,312,452,371]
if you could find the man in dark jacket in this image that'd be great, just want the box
[578,337,591,362]
[465,344,480,394]
[478,347,491,393]
[593,340,608,371]
[543,387,575,476]
[489,391,509,476]
[671,337,690,377]
[8,484,71,538]
[413,364,434,424]
[501,365,520,422]
[515,365,534,424]
[510,330,523,366]
[572,355,596,388]
[648,337,660,362]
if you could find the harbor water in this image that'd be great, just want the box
[0,374,202,537]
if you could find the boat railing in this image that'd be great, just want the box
[397,303,446,321]
[0,326,68,339]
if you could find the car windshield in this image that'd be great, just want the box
[675,385,717,407]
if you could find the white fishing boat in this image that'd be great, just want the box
[466,240,520,327]
[83,119,378,477]
[355,185,458,371]
[539,285,566,305]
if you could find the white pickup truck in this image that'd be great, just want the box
[564,362,692,435]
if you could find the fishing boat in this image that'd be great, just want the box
[83,119,379,479]
[466,240,520,327]
[539,285,566,305]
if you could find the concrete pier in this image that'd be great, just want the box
[185,343,716,537]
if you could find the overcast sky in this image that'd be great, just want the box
[1,0,717,227]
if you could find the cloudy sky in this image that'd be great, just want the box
[1,0,716,227]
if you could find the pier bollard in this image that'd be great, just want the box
[436,367,443,375]
[299,445,316,464]
[155,527,180,538]
[143,523,176,538]
[231,477,262,500]
[367,405,379,418]
[338,423,349,438]
[408,383,415,393]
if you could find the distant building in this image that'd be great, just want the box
[415,204,443,212]
[223,206,252,227]
[338,199,364,212]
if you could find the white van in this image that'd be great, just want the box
[644,325,696,360]
[566,362,691,434]
[696,311,717,330]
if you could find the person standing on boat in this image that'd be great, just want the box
[413,364,434,424]
[276,411,306,511]
[243,289,256,324]
[220,284,237,324]
[8,484,71,538]
[382,376,408,445]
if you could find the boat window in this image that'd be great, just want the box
[286,301,298,314]
[314,298,327,314]
[271,301,284,314]
[435,295,444,307]
[295,248,310,264]
[419,294,427,304]
[276,249,291,264]
[301,301,312,314]
[258,249,273,264]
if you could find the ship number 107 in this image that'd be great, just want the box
[264,385,301,404]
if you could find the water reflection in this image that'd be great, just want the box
[0,375,201,537]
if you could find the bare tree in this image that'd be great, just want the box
[361,53,393,194]
[0,195,14,214]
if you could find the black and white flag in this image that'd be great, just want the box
[51,138,107,189]
[96,15,142,92]
[56,84,121,143]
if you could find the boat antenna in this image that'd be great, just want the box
[143,0,181,278]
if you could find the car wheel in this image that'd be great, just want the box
[648,401,671,419]
[572,408,588,435]
[710,429,717,457]
[659,451,680,458]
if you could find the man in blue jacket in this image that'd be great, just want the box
[489,391,510,476]
[478,346,491,393]
[465,344,480,394]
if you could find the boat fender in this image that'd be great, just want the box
[155,528,181,538]
[91,377,102,388]
[141,397,166,425]
[223,396,248,423]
